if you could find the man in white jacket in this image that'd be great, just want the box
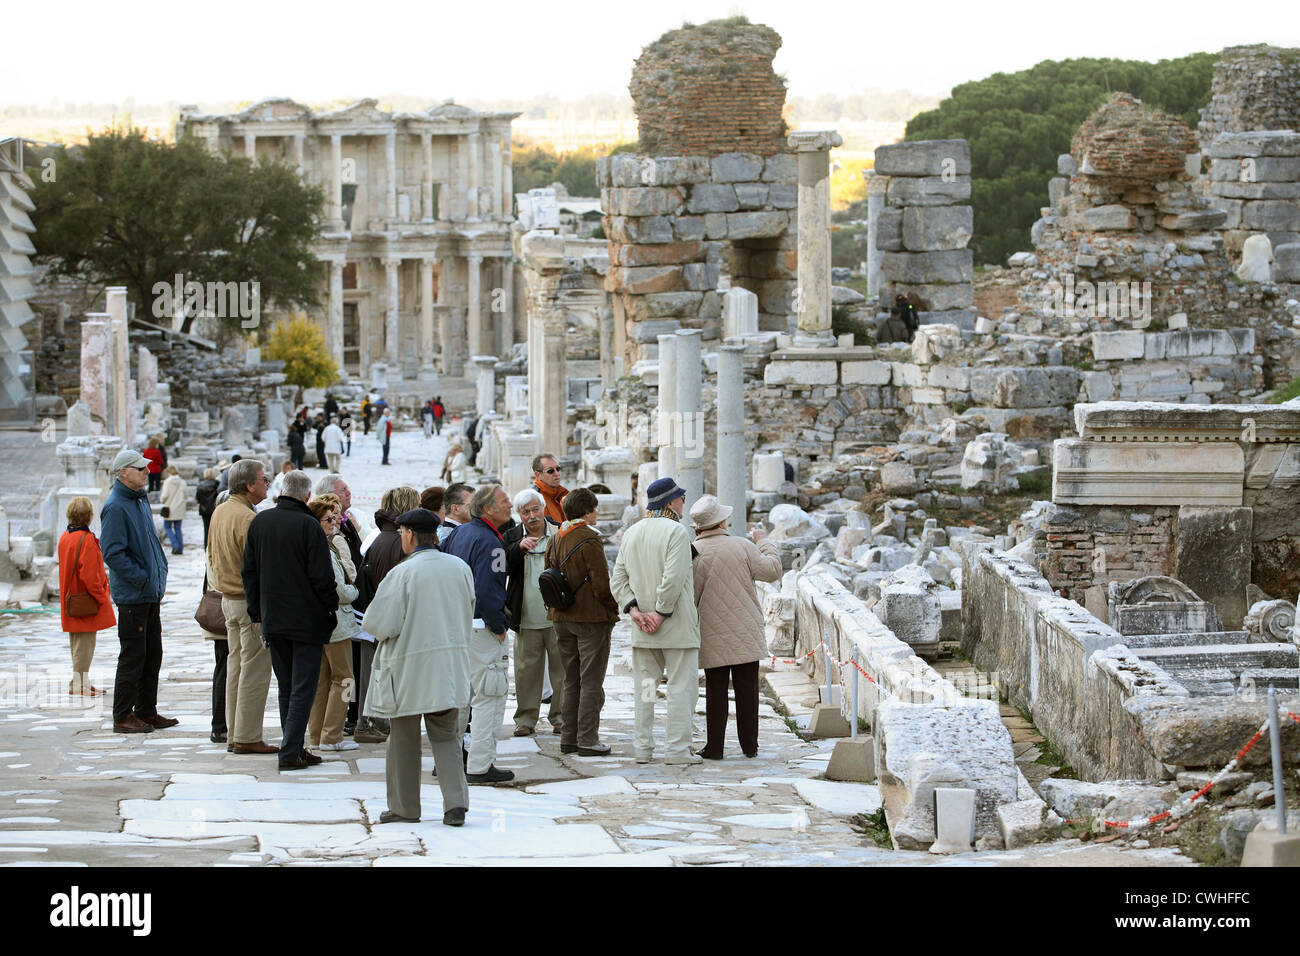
[610,476,702,766]
[362,508,474,826]
[322,417,345,473]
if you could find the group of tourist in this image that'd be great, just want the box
[58,428,784,827]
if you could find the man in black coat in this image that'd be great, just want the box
[242,469,338,770]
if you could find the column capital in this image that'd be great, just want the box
[467,252,484,264]
[383,255,403,268]
[787,129,842,152]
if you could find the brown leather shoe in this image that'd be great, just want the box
[113,714,155,734]
[139,714,179,729]
[230,741,279,755]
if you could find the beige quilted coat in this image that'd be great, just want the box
[691,527,783,669]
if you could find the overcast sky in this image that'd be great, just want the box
[6,0,1296,106]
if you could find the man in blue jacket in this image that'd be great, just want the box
[99,448,176,734]
[441,484,514,784]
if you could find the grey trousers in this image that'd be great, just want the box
[385,709,469,820]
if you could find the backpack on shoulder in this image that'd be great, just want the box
[538,537,596,610]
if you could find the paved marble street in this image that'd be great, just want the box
[0,424,1193,867]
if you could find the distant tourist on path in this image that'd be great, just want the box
[546,487,619,756]
[442,484,515,784]
[314,414,327,469]
[143,436,164,493]
[432,396,446,435]
[160,465,187,555]
[99,448,177,734]
[532,453,569,525]
[305,492,360,752]
[421,401,434,439]
[442,445,468,484]
[363,508,473,826]
[504,488,563,737]
[689,495,781,759]
[287,426,305,471]
[242,469,339,770]
[196,468,219,547]
[610,476,701,765]
[323,416,345,473]
[379,407,393,466]
[209,458,278,755]
[339,410,353,457]
[58,496,115,698]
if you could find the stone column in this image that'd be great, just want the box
[473,355,497,417]
[436,264,453,375]
[490,137,503,221]
[788,130,842,348]
[244,131,256,161]
[420,257,435,368]
[384,257,401,366]
[657,333,678,481]
[675,329,703,510]
[466,253,483,357]
[502,128,514,220]
[203,129,220,154]
[528,303,541,426]
[80,314,111,429]
[329,133,344,230]
[717,344,747,533]
[498,258,514,355]
[421,132,434,222]
[439,139,453,221]
[865,169,887,301]
[468,132,482,221]
[385,131,397,221]
[541,310,567,457]
[599,307,615,390]
[105,287,132,444]
[292,133,305,171]
[137,345,158,400]
[328,259,345,369]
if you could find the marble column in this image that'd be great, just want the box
[329,133,344,230]
[437,265,453,375]
[421,132,434,222]
[498,258,514,354]
[384,257,401,366]
[203,130,220,154]
[865,169,887,301]
[675,329,703,510]
[657,333,677,481]
[466,253,483,357]
[292,133,305,171]
[788,130,842,348]
[328,259,345,369]
[599,307,615,390]
[474,355,497,418]
[717,344,747,534]
[541,310,567,457]
[420,257,435,368]
[468,132,482,221]
[244,132,256,161]
[106,287,132,445]
[80,314,111,429]
[502,128,514,220]
[489,137,503,222]
[528,304,541,426]
[439,139,453,221]
[385,131,397,221]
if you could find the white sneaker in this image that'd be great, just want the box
[320,740,359,751]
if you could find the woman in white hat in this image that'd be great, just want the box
[689,495,782,759]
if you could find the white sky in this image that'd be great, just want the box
[6,0,1297,106]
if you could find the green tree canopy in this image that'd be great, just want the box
[904,54,1216,265]
[32,127,324,333]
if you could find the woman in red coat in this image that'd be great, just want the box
[142,437,164,494]
[58,497,117,696]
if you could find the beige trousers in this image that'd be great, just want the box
[68,632,96,673]
[222,596,272,744]
[512,625,564,730]
[632,646,699,761]
[308,641,354,746]
[386,710,469,820]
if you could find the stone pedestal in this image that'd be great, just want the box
[716,344,747,530]
[675,329,703,511]
[753,452,785,493]
[826,738,876,782]
[788,130,842,348]
[138,346,158,400]
[370,362,389,392]
[722,287,759,339]
[473,355,498,418]
[1242,825,1300,867]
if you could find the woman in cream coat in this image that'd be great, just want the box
[306,493,360,751]
[160,465,187,555]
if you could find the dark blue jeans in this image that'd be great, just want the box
[212,639,228,735]
[267,637,323,762]
[163,519,183,553]
[381,440,390,465]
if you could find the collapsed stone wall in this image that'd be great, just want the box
[629,18,788,158]
[1197,44,1300,152]
[1206,130,1300,261]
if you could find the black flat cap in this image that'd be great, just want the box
[395,508,441,532]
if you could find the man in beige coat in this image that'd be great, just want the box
[690,495,782,759]
[610,477,701,765]
[362,508,474,826]
[207,458,277,754]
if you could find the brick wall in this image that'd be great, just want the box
[1197,45,1300,151]
[629,18,788,158]
[1041,506,1177,603]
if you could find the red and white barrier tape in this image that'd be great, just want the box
[771,640,879,686]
